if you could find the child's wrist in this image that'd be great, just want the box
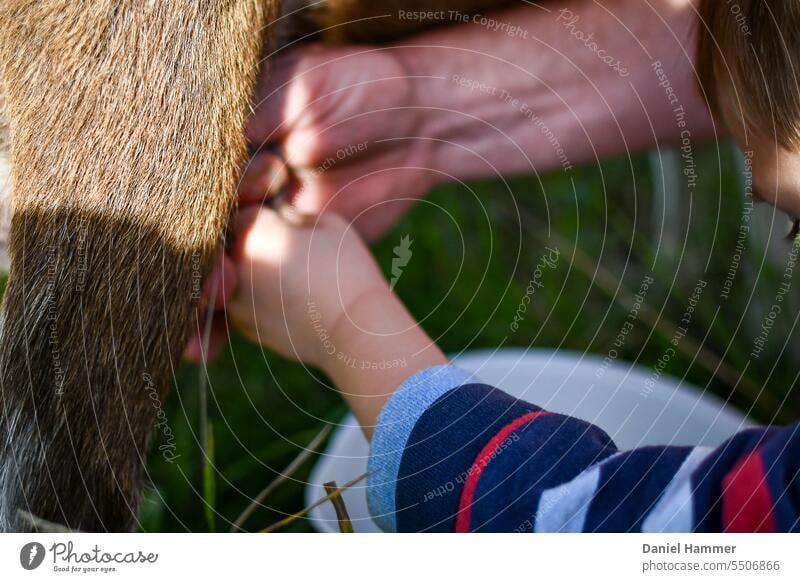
[321,282,447,438]
[323,283,423,376]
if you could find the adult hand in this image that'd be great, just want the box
[240,44,436,241]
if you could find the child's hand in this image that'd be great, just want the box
[227,206,386,369]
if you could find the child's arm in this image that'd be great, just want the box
[229,207,799,532]
[322,283,447,439]
[227,206,446,438]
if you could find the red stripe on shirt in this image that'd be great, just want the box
[721,450,777,532]
[455,410,550,532]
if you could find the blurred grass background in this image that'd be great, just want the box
[2,140,798,532]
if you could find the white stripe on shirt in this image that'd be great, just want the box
[535,452,623,532]
[641,446,713,532]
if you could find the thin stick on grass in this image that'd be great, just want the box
[324,481,353,533]
[198,275,219,451]
[260,472,368,533]
[198,273,220,531]
[230,423,333,532]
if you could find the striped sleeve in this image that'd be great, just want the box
[366,365,800,532]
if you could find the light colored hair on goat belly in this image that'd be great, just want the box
[0,81,9,272]
[0,0,276,532]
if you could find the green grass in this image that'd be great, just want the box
[3,140,799,531]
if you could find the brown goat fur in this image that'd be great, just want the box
[0,0,276,532]
[0,0,517,532]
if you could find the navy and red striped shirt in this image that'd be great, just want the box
[366,366,800,532]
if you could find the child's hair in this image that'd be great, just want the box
[697,0,800,150]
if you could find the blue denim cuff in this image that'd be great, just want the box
[366,365,475,532]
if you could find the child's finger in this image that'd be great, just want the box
[230,206,289,260]
[230,206,267,260]
[231,205,321,265]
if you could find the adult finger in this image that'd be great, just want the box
[239,151,291,205]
